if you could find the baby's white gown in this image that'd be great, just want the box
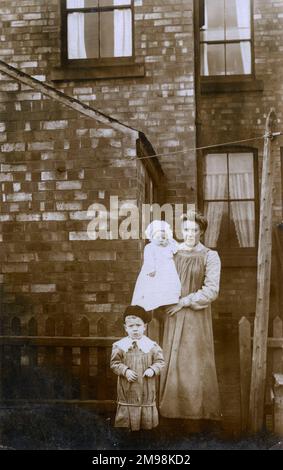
[131,241,181,311]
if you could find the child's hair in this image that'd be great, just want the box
[124,305,152,324]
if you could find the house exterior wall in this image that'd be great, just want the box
[197,0,283,321]
[0,0,197,204]
[0,0,196,328]
[0,0,283,434]
[0,87,155,333]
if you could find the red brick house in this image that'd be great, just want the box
[0,0,282,434]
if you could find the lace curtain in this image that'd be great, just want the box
[204,153,255,248]
[204,174,227,247]
[229,154,255,247]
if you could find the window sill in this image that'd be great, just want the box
[49,63,145,82]
[201,79,264,94]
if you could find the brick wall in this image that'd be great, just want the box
[1,1,282,323]
[198,0,283,320]
[0,0,197,205]
[0,76,159,331]
[0,0,195,329]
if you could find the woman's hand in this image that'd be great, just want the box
[166,303,183,317]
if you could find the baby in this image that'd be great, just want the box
[110,305,165,431]
[131,220,181,311]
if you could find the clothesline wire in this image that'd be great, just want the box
[1,133,281,170]
[134,134,269,161]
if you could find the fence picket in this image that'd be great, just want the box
[11,317,21,374]
[0,318,3,401]
[80,317,90,400]
[45,317,56,398]
[97,318,107,399]
[273,316,283,375]
[63,318,73,399]
[28,317,38,368]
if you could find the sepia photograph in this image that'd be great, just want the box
[0,0,283,453]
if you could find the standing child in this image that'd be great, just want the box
[131,220,181,311]
[110,305,165,431]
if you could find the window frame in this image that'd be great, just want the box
[199,0,255,81]
[60,0,135,68]
[198,146,259,262]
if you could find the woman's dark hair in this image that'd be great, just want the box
[181,210,208,234]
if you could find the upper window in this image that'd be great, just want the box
[201,151,258,250]
[62,0,133,64]
[200,0,253,77]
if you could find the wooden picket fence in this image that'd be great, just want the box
[239,315,283,432]
[0,316,122,411]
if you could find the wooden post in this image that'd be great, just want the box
[239,317,252,431]
[248,109,278,432]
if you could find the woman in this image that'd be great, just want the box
[159,211,221,423]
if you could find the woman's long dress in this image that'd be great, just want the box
[159,244,221,420]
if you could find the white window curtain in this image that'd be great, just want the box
[235,0,251,74]
[229,170,255,247]
[67,0,87,59]
[230,201,255,247]
[204,173,227,247]
[114,0,132,57]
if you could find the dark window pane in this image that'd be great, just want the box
[201,43,225,76]
[67,12,99,59]
[226,42,251,75]
[228,153,254,199]
[230,201,255,247]
[67,0,98,8]
[100,9,132,57]
[203,154,228,200]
